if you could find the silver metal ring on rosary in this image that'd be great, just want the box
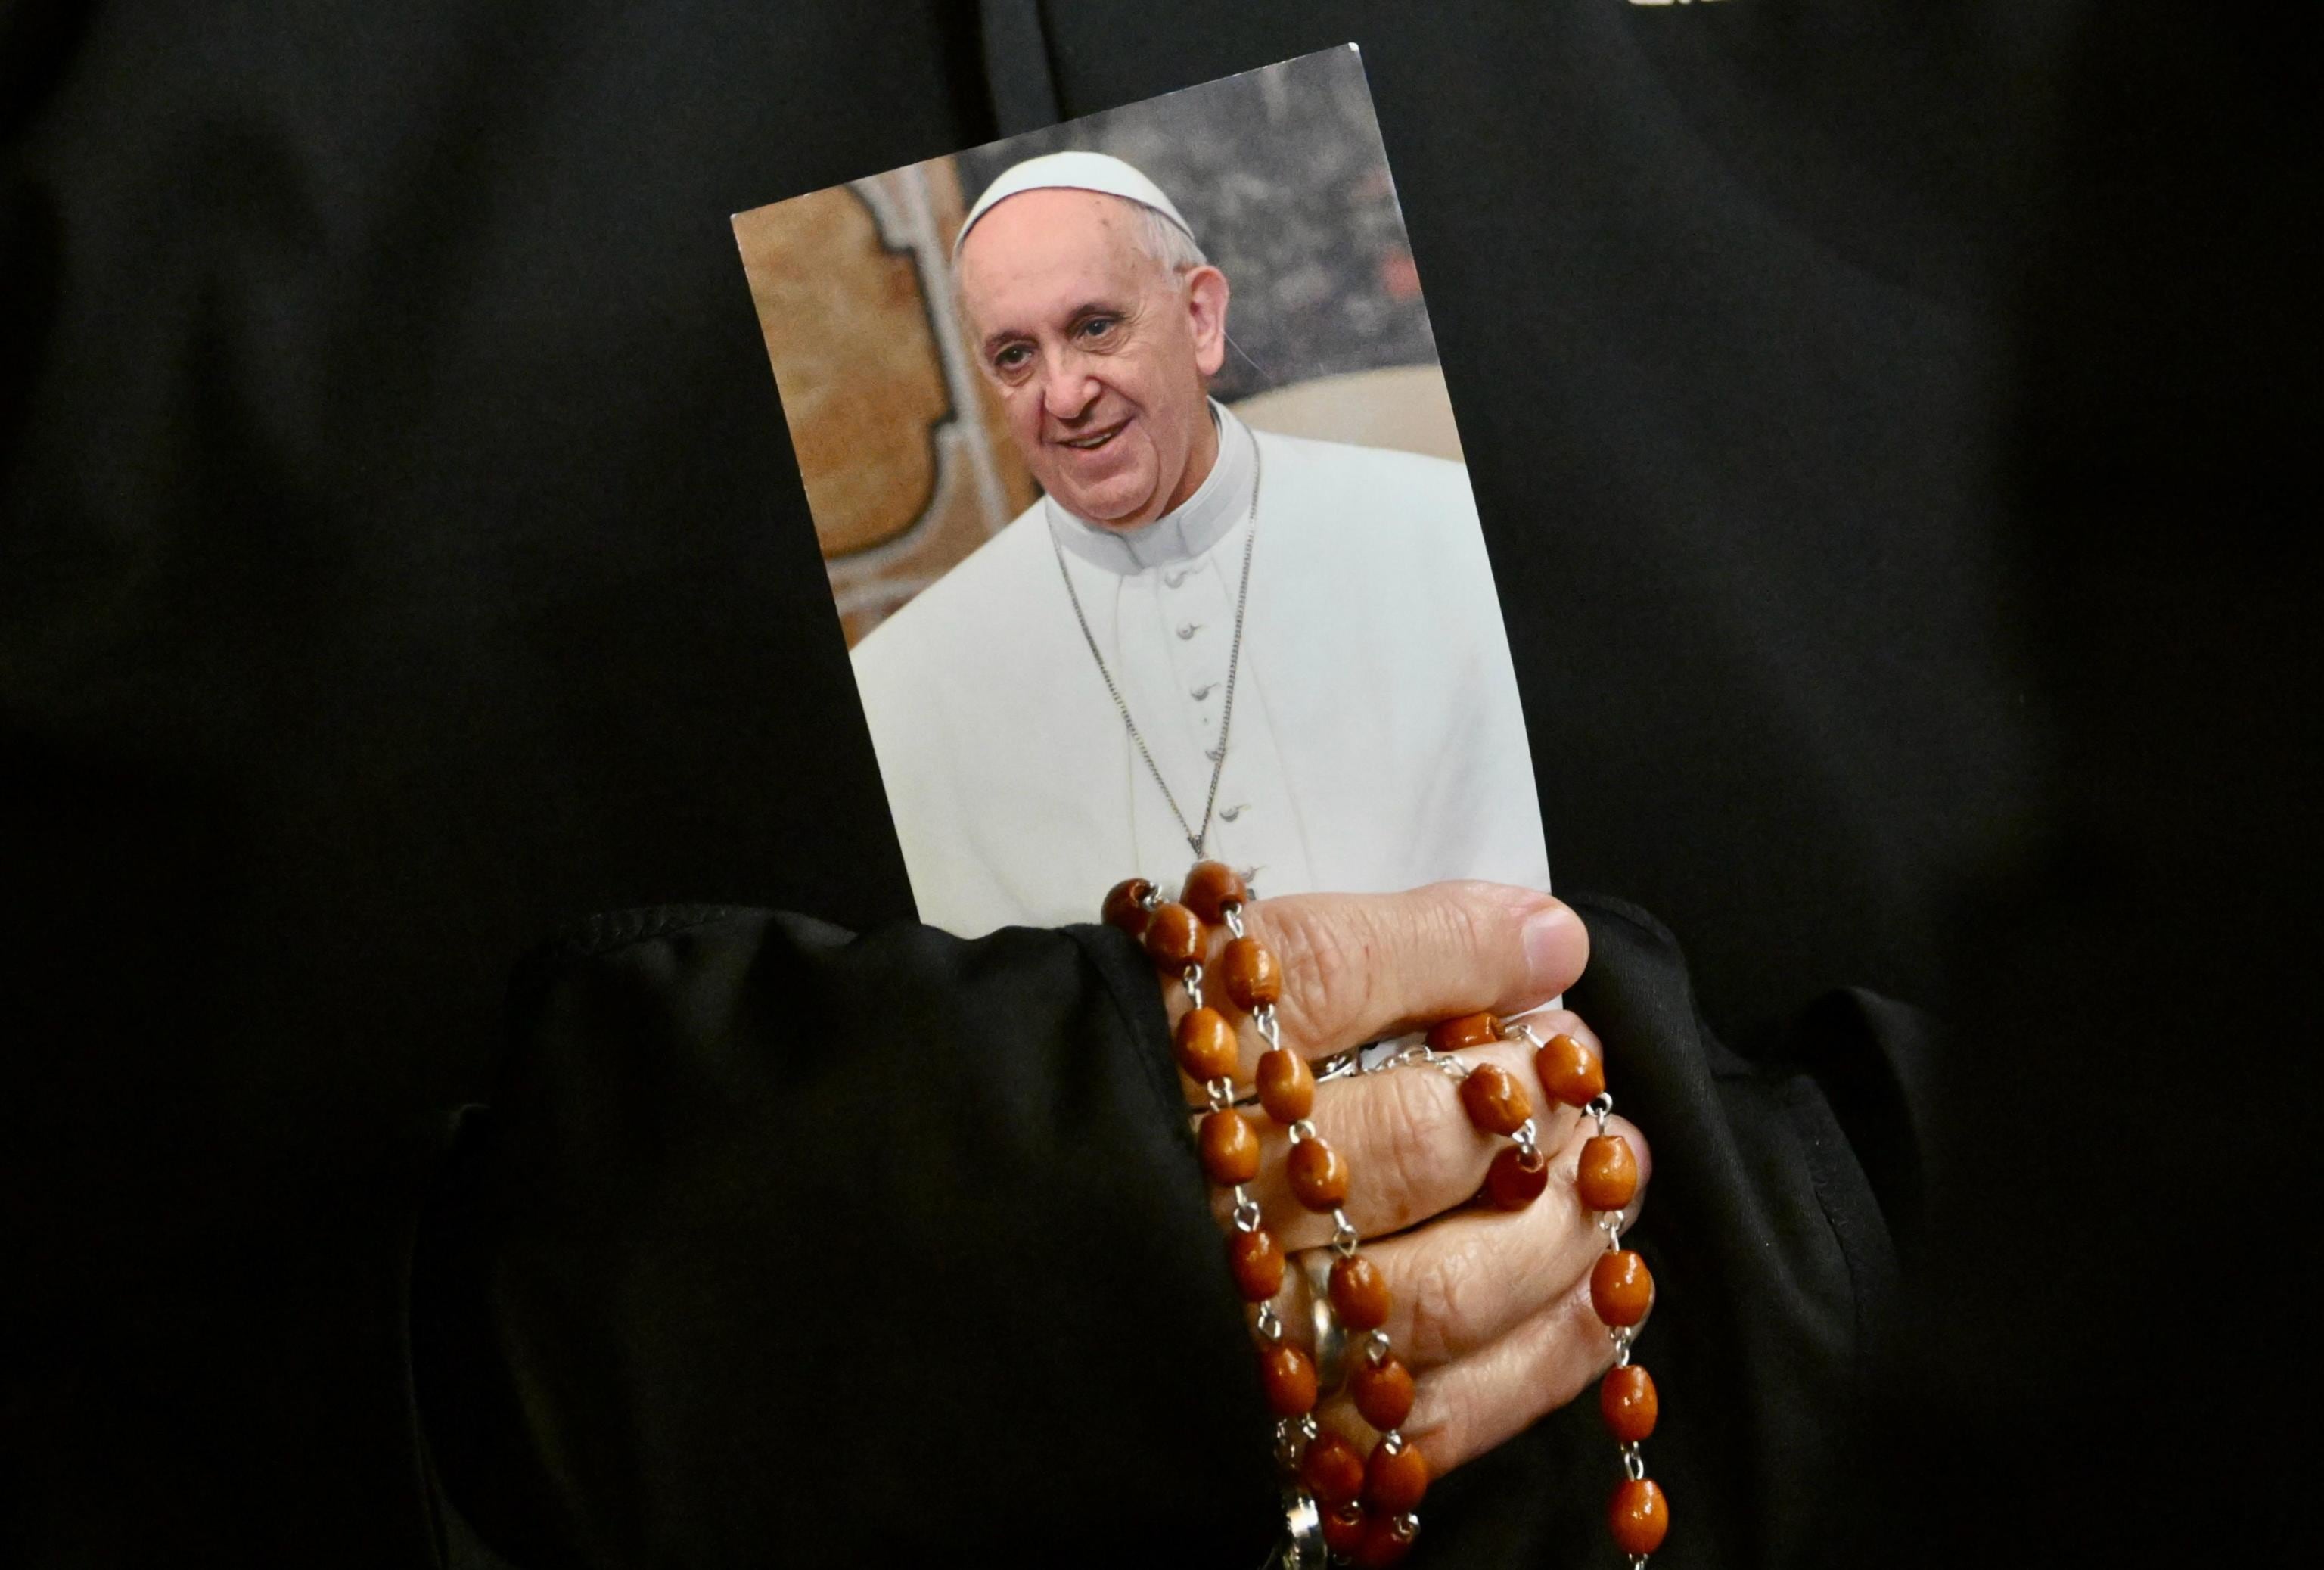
[1232,1189,1263,1233]
[1272,1417,1312,1475]
[1277,1485,1328,1570]
[1297,1251,1349,1396]
[1328,1210,1359,1258]
[1222,903,1248,940]
[1622,1443,1648,1481]
[1586,1090,1614,1126]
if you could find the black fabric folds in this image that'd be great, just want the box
[412,892,1916,1568]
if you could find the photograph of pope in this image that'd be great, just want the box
[741,54,1549,936]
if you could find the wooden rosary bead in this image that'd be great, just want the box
[1349,1354,1415,1432]
[1199,1108,1260,1185]
[1142,901,1204,971]
[1286,1136,1350,1211]
[1458,1062,1533,1136]
[1328,1253,1392,1332]
[1577,1134,1639,1212]
[1226,1226,1285,1302]
[1535,1031,1605,1106]
[1258,1342,1319,1417]
[1219,937,1282,1010]
[1255,1046,1314,1124]
[1181,860,1248,925]
[1483,1143,1549,1210]
[1362,1439,1430,1514]
[1608,1477,1670,1556]
[1300,1430,1367,1507]
[1101,877,1154,937]
[1351,1513,1416,1568]
[1320,1503,1368,1559]
[1599,1363,1659,1444]
[1425,1011,1500,1052]
[1172,1006,1239,1083]
[1590,1249,1654,1328]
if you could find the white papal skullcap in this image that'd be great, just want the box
[952,151,1197,262]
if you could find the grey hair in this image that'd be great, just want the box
[1124,200,1207,277]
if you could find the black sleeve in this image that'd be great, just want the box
[413,906,1282,1567]
[413,894,1922,1570]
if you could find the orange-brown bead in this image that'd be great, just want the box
[1286,1136,1350,1211]
[1101,878,1154,937]
[1219,937,1281,1011]
[1577,1134,1639,1212]
[1608,1478,1669,1556]
[1258,1342,1319,1417]
[1320,1503,1368,1559]
[1600,1363,1659,1443]
[1536,1031,1605,1106]
[1458,1062,1533,1136]
[1199,1108,1260,1185]
[1328,1253,1392,1332]
[1300,1430,1367,1508]
[1350,1354,1415,1432]
[1172,1006,1238,1083]
[1591,1249,1654,1327]
[1226,1227,1285,1302]
[1352,1513,1417,1568]
[1363,1439,1429,1514]
[1142,900,1204,971]
[1484,1143,1549,1211]
[1255,1047,1314,1124]
[1426,1011,1501,1052]
[1181,860,1248,924]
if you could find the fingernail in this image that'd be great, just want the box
[1521,901,1576,993]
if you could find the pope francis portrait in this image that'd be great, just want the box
[850,151,1549,937]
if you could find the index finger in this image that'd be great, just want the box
[1223,882,1587,1060]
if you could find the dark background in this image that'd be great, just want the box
[5,1,2312,1563]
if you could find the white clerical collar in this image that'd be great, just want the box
[1044,402,1256,576]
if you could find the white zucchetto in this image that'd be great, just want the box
[952,151,1197,261]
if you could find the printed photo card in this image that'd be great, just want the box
[734,45,1546,936]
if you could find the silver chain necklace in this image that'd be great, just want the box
[1051,445,1261,860]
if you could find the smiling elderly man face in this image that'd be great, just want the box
[956,188,1231,529]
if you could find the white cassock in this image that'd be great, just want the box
[850,403,1549,937]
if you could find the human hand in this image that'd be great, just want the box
[1157,882,1653,1481]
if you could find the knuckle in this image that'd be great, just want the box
[1421,882,1504,987]
[1406,1236,1490,1367]
[1359,1068,1456,1229]
[1262,900,1378,1051]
